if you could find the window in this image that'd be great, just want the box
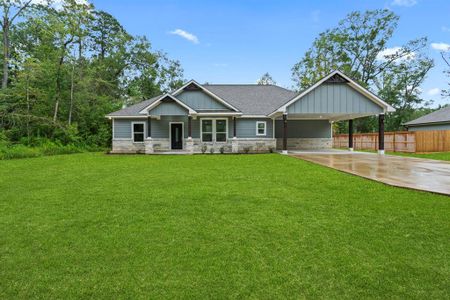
[216,119,227,142]
[201,120,213,142]
[256,121,266,136]
[201,119,228,142]
[132,122,145,142]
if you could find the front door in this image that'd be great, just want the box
[171,123,183,149]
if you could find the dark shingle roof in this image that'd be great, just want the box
[107,95,161,116]
[404,105,450,126]
[107,84,298,117]
[202,84,298,115]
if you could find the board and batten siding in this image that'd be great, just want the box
[177,90,230,110]
[236,118,274,138]
[113,119,147,139]
[287,83,383,114]
[407,123,450,132]
[275,120,331,138]
[148,101,188,116]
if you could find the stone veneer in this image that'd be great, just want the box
[276,138,332,150]
[111,138,277,153]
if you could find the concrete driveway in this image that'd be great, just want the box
[290,152,450,196]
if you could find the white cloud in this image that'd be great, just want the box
[391,0,417,7]
[31,0,89,10]
[431,42,450,51]
[376,47,415,61]
[427,88,441,96]
[169,29,199,44]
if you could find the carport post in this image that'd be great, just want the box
[282,113,288,154]
[348,119,353,151]
[378,114,385,154]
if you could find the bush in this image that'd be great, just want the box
[269,146,275,153]
[201,144,207,154]
[209,147,215,154]
[219,146,225,154]
[243,146,251,154]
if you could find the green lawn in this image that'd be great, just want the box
[386,151,450,161]
[1,153,449,299]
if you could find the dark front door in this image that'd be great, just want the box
[171,123,183,149]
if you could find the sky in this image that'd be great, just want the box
[92,0,450,107]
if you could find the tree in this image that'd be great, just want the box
[257,72,276,85]
[0,0,38,89]
[292,9,427,90]
[291,9,433,132]
[374,55,434,130]
[441,51,450,98]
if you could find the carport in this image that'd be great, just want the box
[269,71,395,154]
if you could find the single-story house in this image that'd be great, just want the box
[106,70,395,154]
[404,105,450,131]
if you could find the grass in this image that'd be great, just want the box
[352,149,450,162]
[1,153,449,299]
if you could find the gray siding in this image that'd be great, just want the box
[287,83,383,114]
[275,120,331,138]
[149,101,188,116]
[408,123,450,131]
[236,118,274,138]
[177,90,230,110]
[113,119,147,139]
[151,116,188,138]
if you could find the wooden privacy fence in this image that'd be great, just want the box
[333,130,450,153]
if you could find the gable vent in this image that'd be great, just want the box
[325,73,349,84]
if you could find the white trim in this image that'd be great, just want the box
[169,122,184,150]
[172,80,241,112]
[197,112,242,116]
[200,118,228,143]
[378,149,385,155]
[240,114,268,118]
[107,115,148,119]
[256,121,267,136]
[112,118,115,139]
[131,121,146,143]
[268,70,395,117]
[138,94,197,115]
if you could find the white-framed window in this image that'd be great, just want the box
[256,121,266,136]
[201,118,228,142]
[132,122,145,143]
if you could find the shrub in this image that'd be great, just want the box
[219,146,225,154]
[243,146,251,154]
[268,146,275,153]
[201,144,207,154]
[209,147,215,154]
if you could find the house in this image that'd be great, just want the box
[404,105,450,131]
[106,70,395,154]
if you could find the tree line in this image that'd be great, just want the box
[1,3,448,151]
[0,0,183,148]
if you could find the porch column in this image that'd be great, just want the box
[282,113,288,154]
[188,115,192,139]
[186,115,194,154]
[145,116,154,154]
[232,117,238,153]
[378,114,385,154]
[348,119,353,151]
[147,116,151,138]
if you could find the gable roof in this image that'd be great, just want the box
[138,94,196,115]
[173,80,241,112]
[106,70,393,118]
[269,70,395,117]
[404,105,450,126]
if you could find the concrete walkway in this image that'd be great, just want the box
[290,152,450,196]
